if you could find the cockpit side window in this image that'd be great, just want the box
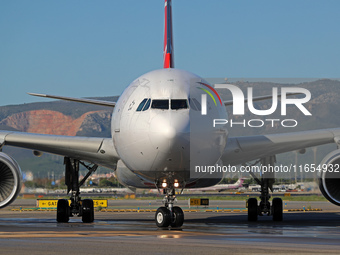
[171,99,188,110]
[142,99,151,111]
[136,98,148,111]
[189,98,201,111]
[151,100,169,110]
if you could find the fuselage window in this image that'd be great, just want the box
[171,99,188,110]
[151,99,169,110]
[189,98,201,111]
[142,99,151,111]
[136,98,148,111]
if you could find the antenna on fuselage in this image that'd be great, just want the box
[163,0,174,68]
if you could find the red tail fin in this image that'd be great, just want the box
[163,0,174,68]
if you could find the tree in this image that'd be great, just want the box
[98,178,114,187]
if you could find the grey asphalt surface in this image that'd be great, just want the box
[1,199,340,254]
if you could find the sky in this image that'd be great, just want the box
[1,0,340,106]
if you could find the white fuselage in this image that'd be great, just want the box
[111,69,228,189]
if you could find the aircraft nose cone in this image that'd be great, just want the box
[148,112,190,171]
[149,112,189,150]
[162,126,176,139]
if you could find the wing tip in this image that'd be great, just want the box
[27,92,47,97]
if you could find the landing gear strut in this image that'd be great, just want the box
[56,157,97,223]
[247,156,283,222]
[155,188,184,228]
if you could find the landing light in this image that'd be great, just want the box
[174,180,179,188]
[161,180,167,188]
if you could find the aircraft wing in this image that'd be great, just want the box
[27,93,116,108]
[221,128,340,165]
[0,131,120,169]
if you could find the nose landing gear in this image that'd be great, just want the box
[155,188,184,228]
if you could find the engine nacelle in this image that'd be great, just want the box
[319,149,340,206]
[0,152,22,208]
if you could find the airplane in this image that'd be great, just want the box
[0,0,340,228]
[186,178,246,192]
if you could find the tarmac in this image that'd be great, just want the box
[1,199,340,255]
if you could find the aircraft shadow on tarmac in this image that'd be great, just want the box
[94,212,340,228]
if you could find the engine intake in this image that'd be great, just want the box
[0,152,22,208]
[319,149,340,206]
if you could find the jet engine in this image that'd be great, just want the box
[0,152,22,208]
[319,149,340,206]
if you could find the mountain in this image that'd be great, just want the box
[0,96,118,137]
[0,109,112,137]
[0,96,118,180]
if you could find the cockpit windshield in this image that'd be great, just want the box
[151,100,169,110]
[137,99,190,111]
[171,99,188,110]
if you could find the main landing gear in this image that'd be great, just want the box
[247,156,283,222]
[56,157,98,223]
[155,188,184,228]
